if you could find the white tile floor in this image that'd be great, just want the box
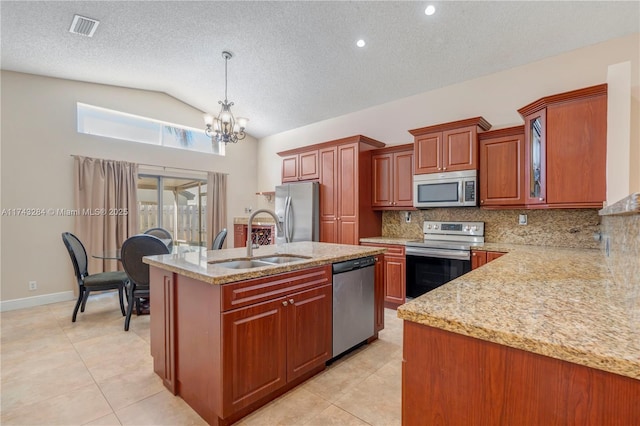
[1,291,403,425]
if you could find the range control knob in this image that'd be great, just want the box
[426,224,432,229]
[464,226,470,231]
[433,224,439,229]
[472,226,478,231]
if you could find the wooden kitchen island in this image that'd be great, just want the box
[143,242,385,425]
[398,244,640,425]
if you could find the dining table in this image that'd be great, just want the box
[92,243,205,260]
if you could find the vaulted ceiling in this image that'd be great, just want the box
[1,1,638,138]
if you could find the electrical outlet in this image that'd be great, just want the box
[518,214,528,225]
[28,281,37,291]
[405,211,411,223]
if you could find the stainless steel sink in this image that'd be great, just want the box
[255,255,311,264]
[211,259,273,269]
[209,254,311,269]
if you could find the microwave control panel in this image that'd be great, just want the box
[464,181,476,202]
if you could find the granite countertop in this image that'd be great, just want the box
[396,245,640,380]
[143,241,385,285]
[234,216,277,226]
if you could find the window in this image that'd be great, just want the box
[77,103,225,156]
[138,175,208,247]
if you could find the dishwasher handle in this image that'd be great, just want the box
[332,256,376,274]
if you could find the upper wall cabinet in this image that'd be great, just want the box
[518,84,607,208]
[479,126,526,207]
[371,144,414,210]
[278,150,319,182]
[409,117,492,174]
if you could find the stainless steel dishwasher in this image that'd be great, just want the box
[332,256,375,358]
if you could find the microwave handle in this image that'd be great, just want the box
[458,180,464,204]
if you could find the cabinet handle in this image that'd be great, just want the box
[481,200,484,204]
[389,202,393,205]
[289,299,294,304]
[472,252,476,256]
[282,301,288,306]
[539,197,544,201]
[443,167,447,170]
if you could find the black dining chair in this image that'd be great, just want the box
[143,227,173,251]
[212,228,227,250]
[120,234,170,331]
[61,232,128,322]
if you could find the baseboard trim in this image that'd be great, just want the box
[0,291,75,312]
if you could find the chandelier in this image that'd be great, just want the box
[204,51,248,144]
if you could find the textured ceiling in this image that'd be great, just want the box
[1,1,638,139]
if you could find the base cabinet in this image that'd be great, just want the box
[362,243,406,309]
[471,250,505,269]
[150,265,333,425]
[222,284,332,415]
[403,321,640,425]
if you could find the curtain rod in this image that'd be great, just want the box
[69,154,228,175]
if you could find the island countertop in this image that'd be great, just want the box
[143,241,385,285]
[397,245,640,380]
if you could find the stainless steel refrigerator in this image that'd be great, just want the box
[274,181,319,244]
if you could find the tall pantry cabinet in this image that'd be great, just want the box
[318,135,385,245]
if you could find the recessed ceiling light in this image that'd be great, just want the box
[356,39,366,48]
[425,5,436,16]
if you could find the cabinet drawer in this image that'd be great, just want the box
[222,265,332,312]
[362,243,405,257]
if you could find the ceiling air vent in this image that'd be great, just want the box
[69,15,100,37]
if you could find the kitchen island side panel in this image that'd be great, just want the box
[402,321,640,426]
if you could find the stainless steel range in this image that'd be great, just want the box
[405,221,485,298]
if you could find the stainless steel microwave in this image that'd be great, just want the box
[413,170,478,208]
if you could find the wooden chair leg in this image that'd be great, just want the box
[72,288,84,322]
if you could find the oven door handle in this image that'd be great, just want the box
[406,247,471,261]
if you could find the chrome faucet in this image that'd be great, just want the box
[247,209,282,258]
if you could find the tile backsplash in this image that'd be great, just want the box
[382,208,601,249]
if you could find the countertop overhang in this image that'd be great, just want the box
[143,241,385,285]
[395,244,639,380]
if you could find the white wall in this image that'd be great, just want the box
[257,33,640,196]
[607,62,633,204]
[1,71,259,304]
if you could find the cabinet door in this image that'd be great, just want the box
[443,126,477,172]
[524,111,547,205]
[150,267,176,394]
[394,150,414,207]
[414,132,442,174]
[286,284,332,382]
[479,133,525,207]
[319,147,338,243]
[282,155,299,183]
[373,254,385,333]
[222,298,287,415]
[487,251,505,262]
[546,95,606,206]
[384,255,406,305]
[372,153,393,208]
[471,250,487,269]
[298,150,319,181]
[337,143,358,244]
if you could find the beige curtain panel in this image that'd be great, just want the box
[206,172,227,249]
[74,156,139,273]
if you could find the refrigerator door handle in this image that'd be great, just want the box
[286,196,294,242]
[283,196,292,243]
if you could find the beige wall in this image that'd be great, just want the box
[1,71,259,304]
[257,33,640,195]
